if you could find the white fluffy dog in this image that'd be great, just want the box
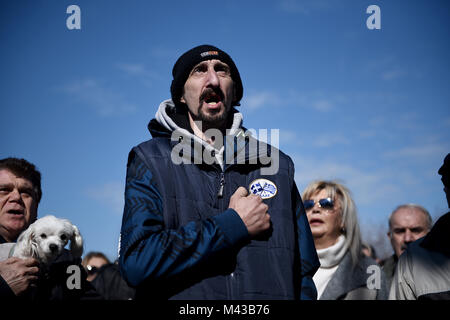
[12,215,83,267]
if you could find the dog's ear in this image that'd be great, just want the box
[69,224,83,258]
[15,226,38,259]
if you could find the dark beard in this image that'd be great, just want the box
[190,102,230,131]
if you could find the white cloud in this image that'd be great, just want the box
[116,63,161,88]
[311,99,334,112]
[60,78,137,117]
[313,133,350,147]
[292,155,401,206]
[150,45,179,60]
[444,117,450,127]
[383,144,449,160]
[85,182,124,215]
[116,63,147,76]
[382,69,406,81]
[362,55,417,82]
[244,91,282,110]
[243,89,339,112]
[287,90,341,112]
[279,129,304,147]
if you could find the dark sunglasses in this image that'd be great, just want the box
[303,198,334,210]
[86,265,99,275]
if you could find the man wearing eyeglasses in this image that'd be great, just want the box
[119,45,319,300]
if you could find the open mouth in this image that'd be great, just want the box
[202,90,223,107]
[7,209,25,216]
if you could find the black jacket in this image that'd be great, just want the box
[119,100,319,299]
[91,263,135,300]
[22,250,102,301]
[0,233,101,301]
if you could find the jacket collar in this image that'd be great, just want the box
[320,252,371,300]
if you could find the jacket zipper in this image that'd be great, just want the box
[217,171,225,198]
[215,166,238,298]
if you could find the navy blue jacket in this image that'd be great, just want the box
[119,111,319,300]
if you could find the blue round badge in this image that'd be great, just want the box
[249,178,278,199]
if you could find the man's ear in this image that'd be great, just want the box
[180,86,186,104]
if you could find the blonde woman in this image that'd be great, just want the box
[302,180,387,300]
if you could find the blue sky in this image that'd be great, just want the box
[1,0,449,260]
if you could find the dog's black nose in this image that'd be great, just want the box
[49,244,58,253]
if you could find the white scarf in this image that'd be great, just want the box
[313,235,349,299]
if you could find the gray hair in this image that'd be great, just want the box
[302,180,362,267]
[388,204,432,231]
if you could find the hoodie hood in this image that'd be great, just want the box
[147,99,275,173]
[154,99,187,135]
[148,99,244,170]
[149,99,243,138]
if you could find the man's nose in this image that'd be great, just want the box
[205,68,220,87]
[9,188,22,202]
[404,229,414,243]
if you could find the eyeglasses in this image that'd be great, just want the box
[303,198,334,211]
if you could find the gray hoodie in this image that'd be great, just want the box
[154,99,244,170]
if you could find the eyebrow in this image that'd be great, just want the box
[189,62,207,75]
[213,61,230,71]
[393,226,425,232]
[191,60,230,71]
[21,186,35,193]
[193,61,208,68]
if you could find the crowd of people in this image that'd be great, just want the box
[1,44,449,301]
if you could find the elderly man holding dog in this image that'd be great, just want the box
[0,157,100,300]
[119,44,319,299]
[0,158,41,298]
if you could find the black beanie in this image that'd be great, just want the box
[170,44,243,107]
